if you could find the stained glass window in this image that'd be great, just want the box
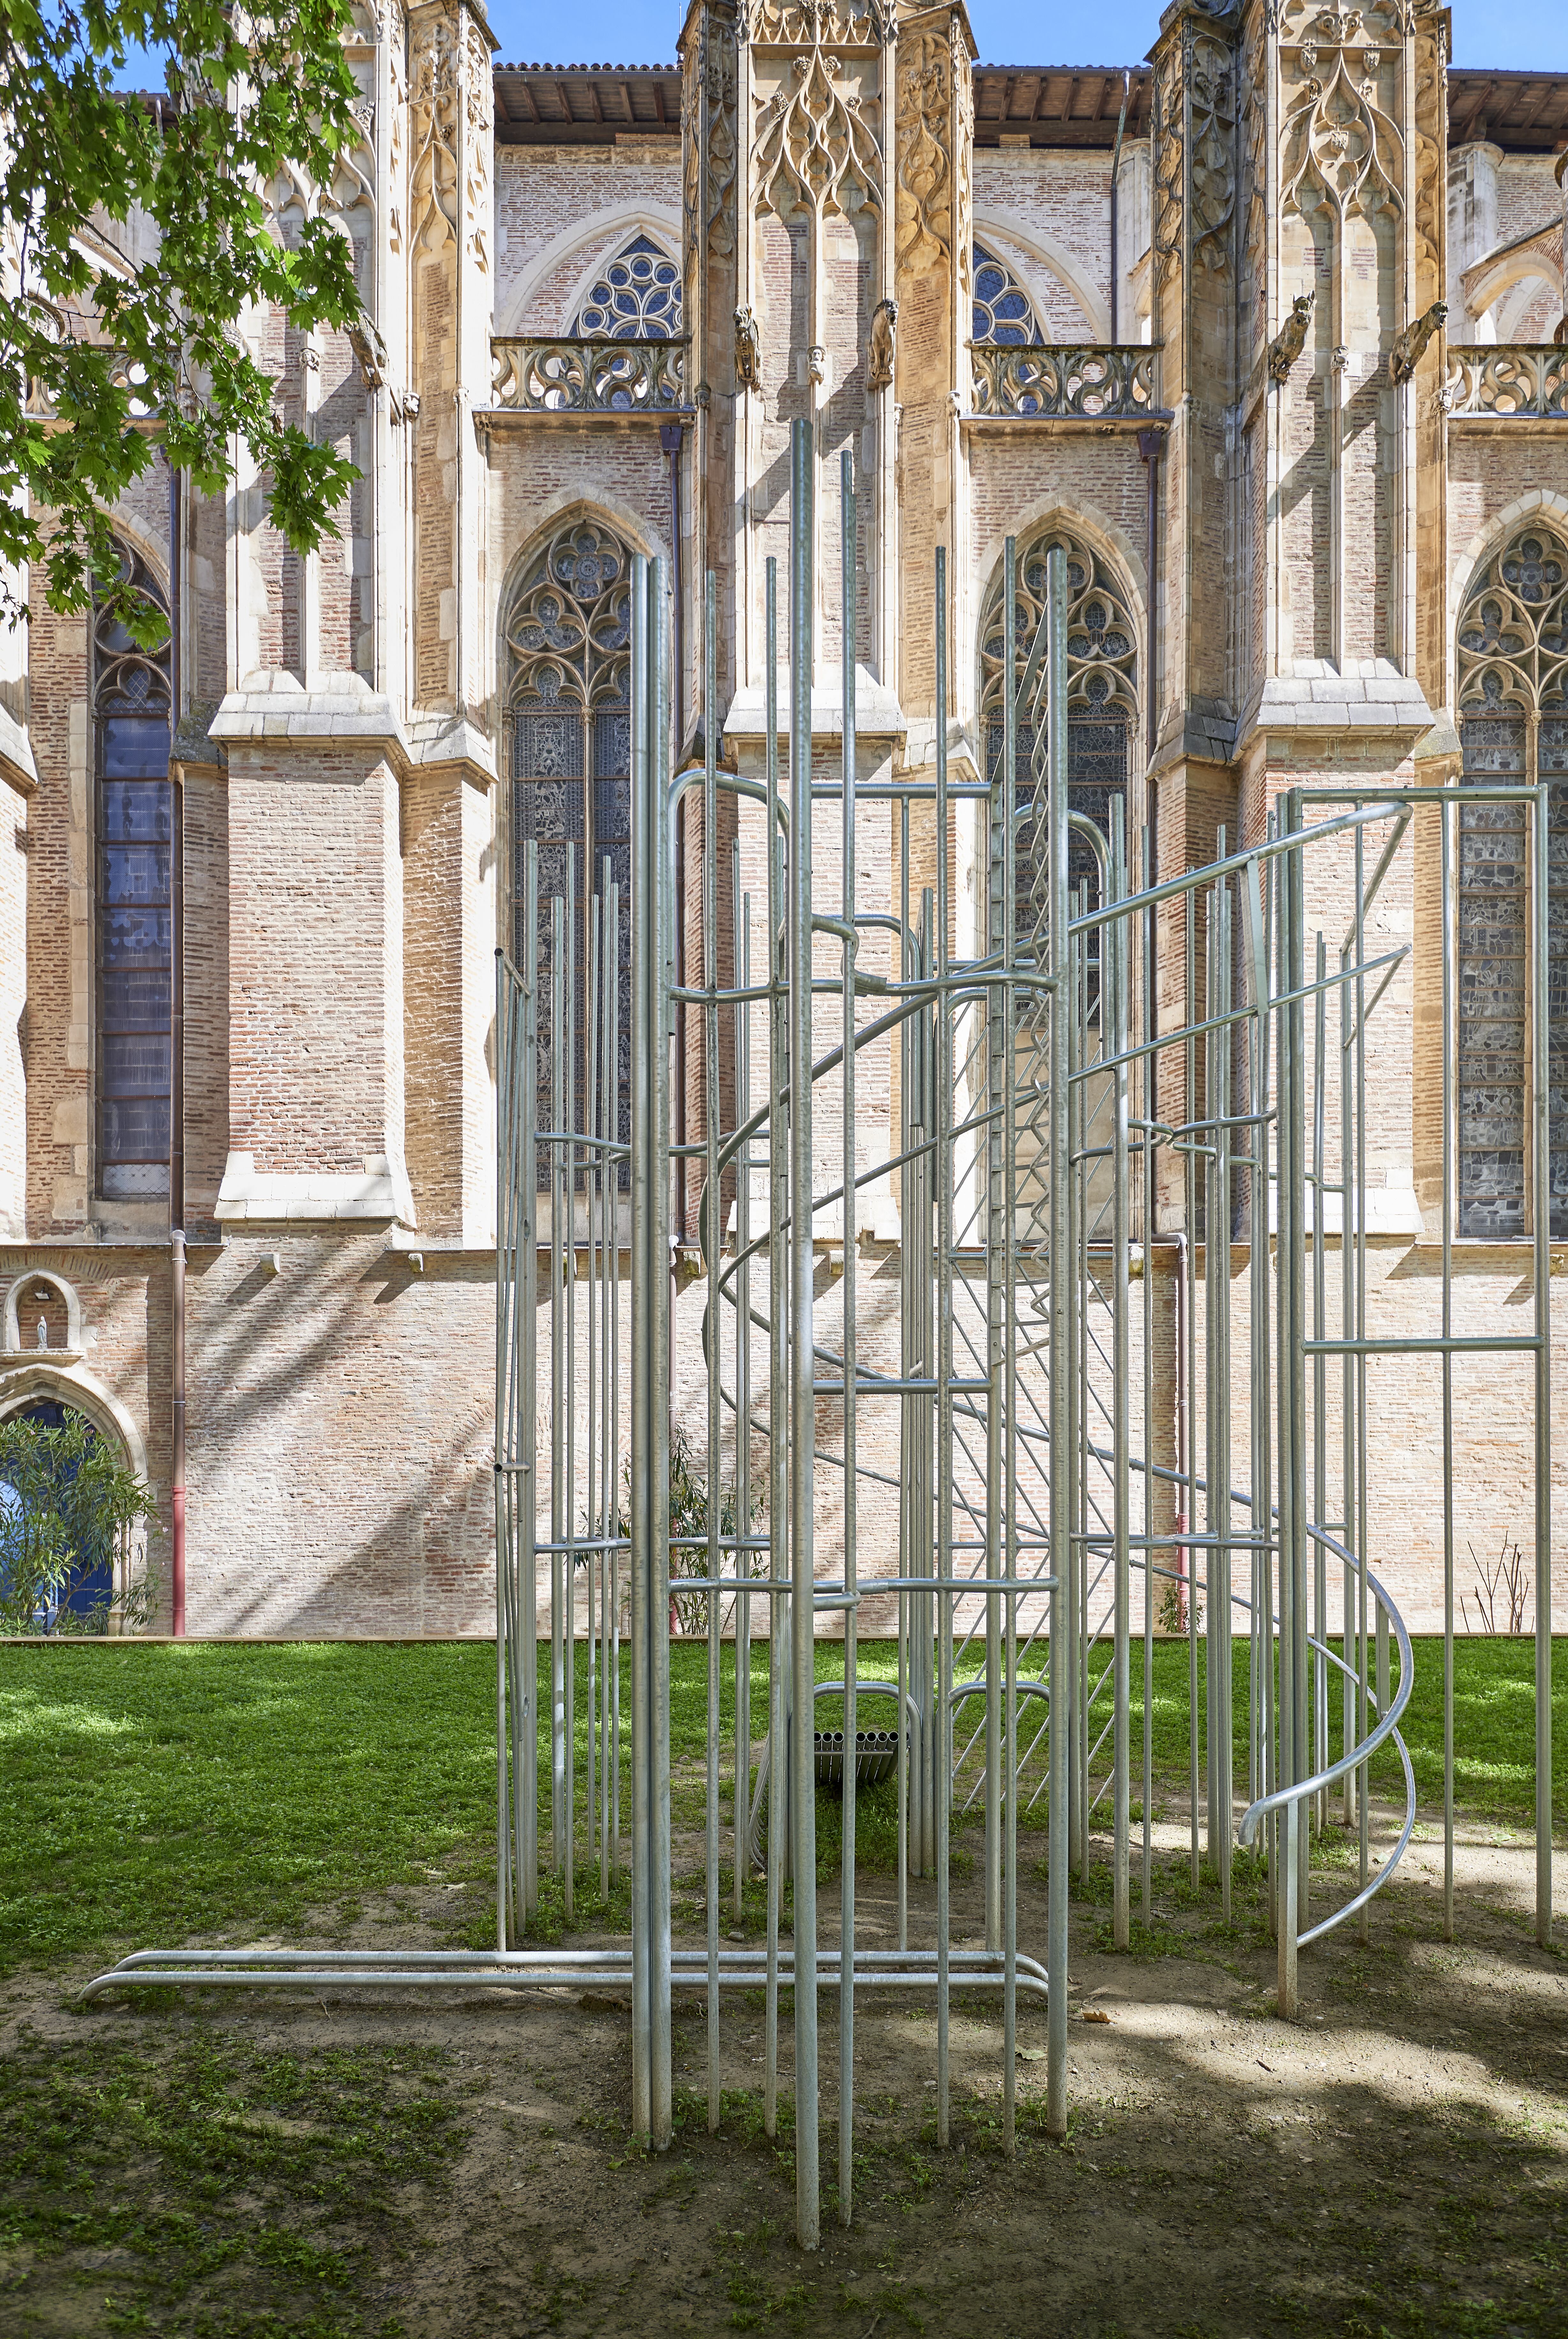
[972,241,1041,346]
[1456,525,1568,1236]
[504,518,635,1183]
[571,233,683,340]
[979,526,1139,993]
[94,545,172,1200]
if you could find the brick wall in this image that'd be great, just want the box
[182,1231,494,1635]
[0,774,25,1237]
[225,746,404,1177]
[494,147,682,335]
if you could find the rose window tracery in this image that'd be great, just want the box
[971,241,1041,345]
[570,233,683,339]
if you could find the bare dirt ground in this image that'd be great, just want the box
[4,1807,1566,2339]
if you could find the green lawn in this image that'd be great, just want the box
[1,1635,1562,1979]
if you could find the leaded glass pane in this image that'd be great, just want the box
[1458,716,1527,1237]
[505,524,637,1188]
[94,551,171,1183]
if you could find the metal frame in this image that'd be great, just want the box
[86,421,1556,2257]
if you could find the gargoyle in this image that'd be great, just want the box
[734,305,762,392]
[1267,291,1315,386]
[1390,299,1448,384]
[866,297,897,394]
[348,319,387,391]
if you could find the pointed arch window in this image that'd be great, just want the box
[979,526,1139,996]
[503,517,634,1182]
[1455,523,1568,1237]
[94,545,172,1200]
[570,233,683,340]
[972,241,1042,346]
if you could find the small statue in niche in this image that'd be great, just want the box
[734,305,762,393]
[1268,290,1315,386]
[1390,299,1448,384]
[36,1315,48,1350]
[866,297,897,394]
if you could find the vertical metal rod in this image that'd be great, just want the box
[586,891,600,1891]
[1044,542,1071,2140]
[1356,824,1376,1934]
[565,854,578,1923]
[985,537,1015,1953]
[1140,823,1156,1924]
[609,875,622,1886]
[1441,797,1455,1939]
[1277,797,1306,2015]
[838,450,859,2222]
[1212,859,1233,1921]
[552,889,568,1885]
[1185,900,1200,1889]
[1111,796,1132,1953]
[1532,760,1554,1948]
[704,568,723,2133]
[1311,929,1327,1840]
[630,554,673,2149]
[521,859,539,1919]
[495,951,514,1950]
[933,543,953,2147]
[787,415,821,2251]
[736,852,753,1922]
[764,554,785,2144]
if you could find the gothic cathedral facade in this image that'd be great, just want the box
[2,1,1566,1632]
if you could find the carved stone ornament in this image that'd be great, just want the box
[705,23,739,262]
[409,13,459,257]
[1268,290,1315,384]
[749,0,880,48]
[753,26,883,223]
[1187,26,1237,276]
[1390,299,1447,383]
[464,14,492,273]
[734,304,763,390]
[1279,40,1403,224]
[1151,35,1185,294]
[895,29,952,265]
[866,296,896,391]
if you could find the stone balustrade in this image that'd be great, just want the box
[967,343,1160,421]
[488,336,690,416]
[1440,344,1568,419]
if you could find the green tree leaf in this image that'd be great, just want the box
[0,0,368,644]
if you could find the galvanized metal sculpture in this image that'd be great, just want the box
[86,420,1555,2266]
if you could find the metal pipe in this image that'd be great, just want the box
[787,418,821,2248]
[167,456,186,1639]
[630,554,673,2150]
[1044,542,1071,2140]
[838,449,859,2221]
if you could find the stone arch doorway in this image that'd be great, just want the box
[0,1391,127,1630]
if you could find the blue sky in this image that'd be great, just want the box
[103,2,1568,99]
[482,0,1566,71]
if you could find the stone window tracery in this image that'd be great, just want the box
[1455,523,1568,1237]
[503,517,634,1181]
[570,233,684,339]
[972,241,1041,346]
[979,525,1138,992]
[93,542,173,1201]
